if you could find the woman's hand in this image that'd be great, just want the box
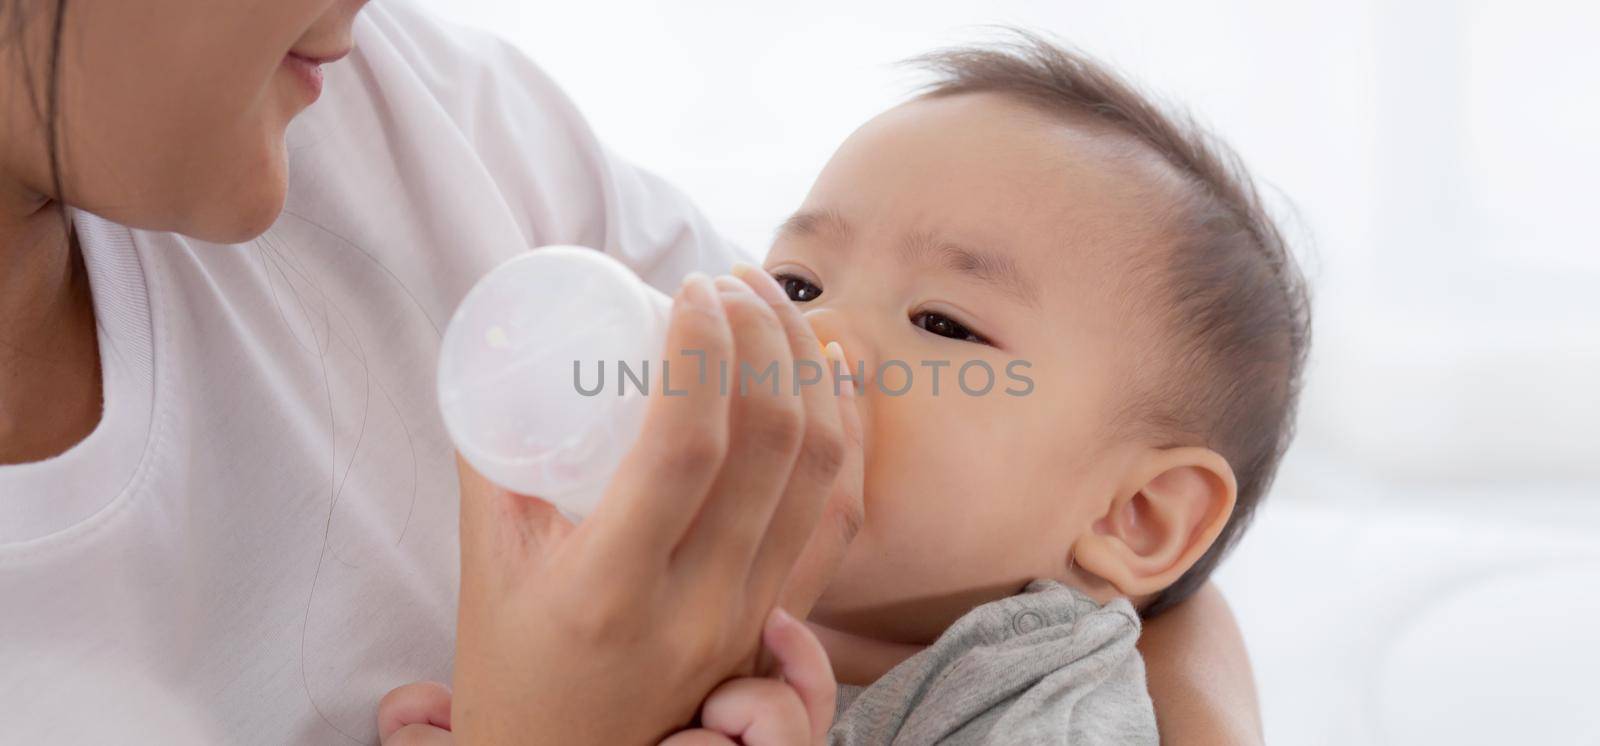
[1137,582,1264,746]
[378,607,837,746]
[658,607,838,746]
[451,267,857,745]
[773,323,865,627]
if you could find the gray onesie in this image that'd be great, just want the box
[827,579,1157,745]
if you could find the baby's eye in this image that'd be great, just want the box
[772,273,823,303]
[912,311,990,345]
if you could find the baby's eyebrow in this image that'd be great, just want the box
[776,208,1041,311]
[777,208,853,242]
[899,230,1041,311]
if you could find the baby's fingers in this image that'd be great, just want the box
[377,681,452,743]
[383,724,454,746]
[762,607,837,745]
[697,676,811,746]
[662,610,832,746]
[659,729,738,746]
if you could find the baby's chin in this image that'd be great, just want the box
[810,577,1028,646]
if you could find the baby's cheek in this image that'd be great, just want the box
[849,381,1055,575]
[877,475,1000,573]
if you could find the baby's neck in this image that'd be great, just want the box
[806,621,927,686]
[805,573,1119,685]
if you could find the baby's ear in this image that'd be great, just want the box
[1073,447,1237,599]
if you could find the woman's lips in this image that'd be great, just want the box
[282,48,350,102]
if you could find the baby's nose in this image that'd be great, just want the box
[805,308,851,363]
[804,307,871,389]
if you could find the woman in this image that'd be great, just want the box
[0,0,1262,742]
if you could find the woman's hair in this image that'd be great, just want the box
[909,30,1312,618]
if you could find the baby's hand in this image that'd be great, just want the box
[660,607,837,746]
[377,680,453,745]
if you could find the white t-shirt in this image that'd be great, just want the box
[0,3,745,743]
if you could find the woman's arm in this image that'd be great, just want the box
[1137,582,1264,746]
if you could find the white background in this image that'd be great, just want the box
[416,1,1600,743]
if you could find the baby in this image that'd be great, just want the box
[386,32,1308,745]
[752,32,1308,743]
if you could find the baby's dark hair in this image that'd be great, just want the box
[909,31,1311,617]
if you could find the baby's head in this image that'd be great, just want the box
[767,33,1309,644]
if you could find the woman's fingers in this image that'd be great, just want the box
[777,340,865,621]
[762,607,838,745]
[377,681,453,742]
[588,272,734,560]
[730,263,849,612]
[672,275,805,581]
[825,340,866,550]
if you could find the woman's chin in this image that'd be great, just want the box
[178,154,290,244]
[176,193,286,244]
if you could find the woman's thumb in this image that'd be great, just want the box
[455,453,573,575]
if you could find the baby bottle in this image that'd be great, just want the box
[437,246,672,520]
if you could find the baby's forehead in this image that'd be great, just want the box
[815,91,1180,303]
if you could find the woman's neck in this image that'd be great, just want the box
[0,185,103,465]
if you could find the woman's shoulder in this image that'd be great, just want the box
[351,1,578,124]
[280,0,611,279]
[287,2,744,295]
